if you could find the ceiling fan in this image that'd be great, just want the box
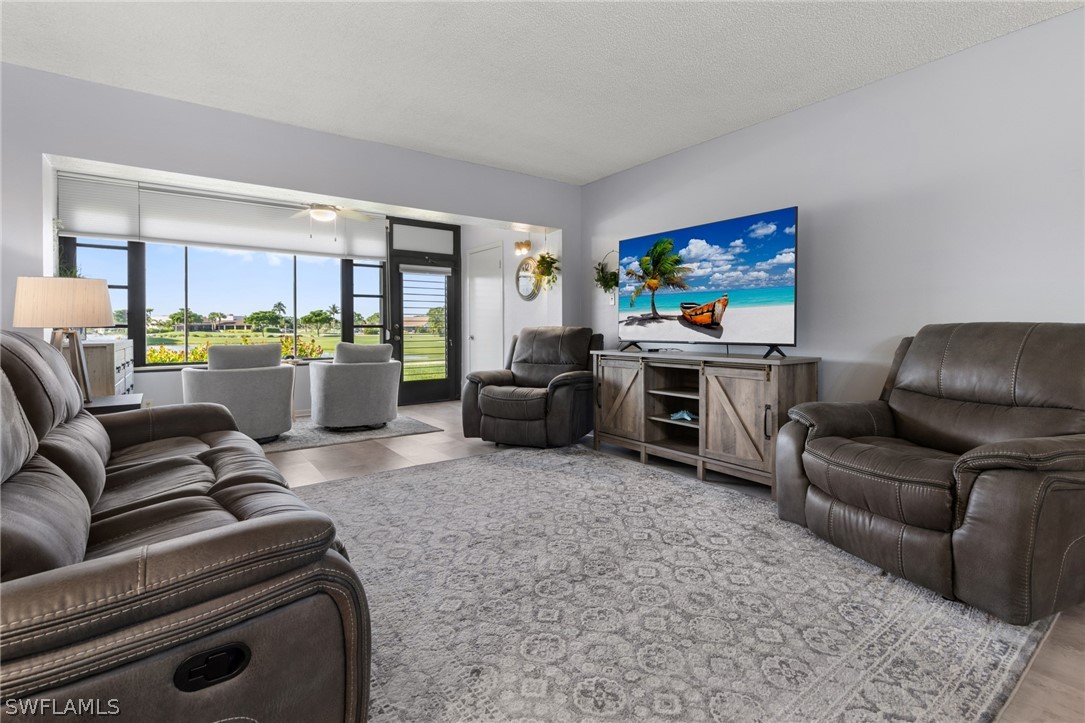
[291,203,384,223]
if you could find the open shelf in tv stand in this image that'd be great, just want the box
[591,350,819,496]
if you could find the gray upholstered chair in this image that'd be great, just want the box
[310,343,401,429]
[181,343,293,442]
[777,322,1085,624]
[462,326,602,448]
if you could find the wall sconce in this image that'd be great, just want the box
[514,239,532,256]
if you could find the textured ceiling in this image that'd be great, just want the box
[3,2,1080,184]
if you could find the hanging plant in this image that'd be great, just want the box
[534,252,560,290]
[593,250,620,293]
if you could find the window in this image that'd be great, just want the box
[401,270,448,382]
[59,238,129,339]
[351,262,384,342]
[296,254,341,359]
[61,237,385,366]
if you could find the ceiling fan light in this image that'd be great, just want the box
[309,206,338,223]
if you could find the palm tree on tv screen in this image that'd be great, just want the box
[626,238,691,318]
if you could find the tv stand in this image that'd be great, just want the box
[591,349,819,496]
[618,341,643,352]
[762,345,788,359]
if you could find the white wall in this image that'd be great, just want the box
[582,10,1085,402]
[460,225,565,378]
[1,63,581,406]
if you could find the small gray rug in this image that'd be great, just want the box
[296,447,1049,723]
[261,416,441,452]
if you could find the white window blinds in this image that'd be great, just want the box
[57,175,140,238]
[56,173,387,258]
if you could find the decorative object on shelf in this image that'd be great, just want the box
[534,251,560,290]
[515,256,541,301]
[670,409,698,422]
[12,276,114,402]
[593,250,620,293]
[514,239,532,256]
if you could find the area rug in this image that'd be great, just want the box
[295,447,1050,723]
[261,416,441,452]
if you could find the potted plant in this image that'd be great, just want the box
[535,252,560,290]
[593,250,620,293]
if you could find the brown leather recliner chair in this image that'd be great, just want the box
[0,330,369,720]
[462,326,602,447]
[777,322,1085,625]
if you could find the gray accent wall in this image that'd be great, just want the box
[581,10,1084,401]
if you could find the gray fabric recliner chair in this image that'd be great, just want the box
[462,326,602,448]
[182,343,293,442]
[776,322,1085,625]
[310,343,401,429]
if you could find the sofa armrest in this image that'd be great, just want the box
[955,434,1085,475]
[547,370,594,394]
[98,403,239,449]
[787,400,895,440]
[954,433,1085,525]
[0,498,335,660]
[953,468,1085,623]
[466,369,515,387]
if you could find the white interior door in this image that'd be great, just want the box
[467,245,504,373]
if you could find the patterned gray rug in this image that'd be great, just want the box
[295,446,1050,723]
[261,415,441,452]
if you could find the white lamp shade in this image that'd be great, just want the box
[12,277,115,328]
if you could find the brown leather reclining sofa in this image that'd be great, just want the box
[777,322,1085,625]
[0,330,369,721]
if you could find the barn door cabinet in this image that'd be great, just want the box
[592,350,818,495]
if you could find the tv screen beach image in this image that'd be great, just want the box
[617,207,797,345]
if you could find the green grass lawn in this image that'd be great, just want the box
[145,329,448,379]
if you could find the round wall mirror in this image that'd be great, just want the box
[516,257,541,301]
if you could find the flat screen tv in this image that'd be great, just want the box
[617,206,797,350]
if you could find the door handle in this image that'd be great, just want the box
[764,404,773,439]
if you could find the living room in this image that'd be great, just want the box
[1,3,1082,722]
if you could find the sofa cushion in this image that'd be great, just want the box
[86,497,240,560]
[85,482,311,560]
[1,456,91,581]
[510,327,593,388]
[479,385,549,421]
[94,458,217,521]
[802,435,957,532]
[334,342,393,363]
[207,343,281,370]
[106,430,260,473]
[0,332,83,439]
[96,432,283,520]
[889,322,1085,453]
[36,411,111,507]
[1,373,37,481]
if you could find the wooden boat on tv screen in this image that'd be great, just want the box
[680,294,728,327]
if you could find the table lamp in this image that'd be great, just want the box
[12,276,115,402]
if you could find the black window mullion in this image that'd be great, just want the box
[183,248,189,362]
[128,242,146,366]
[292,256,298,358]
[341,259,354,344]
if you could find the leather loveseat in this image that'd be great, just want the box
[777,322,1085,624]
[462,326,602,448]
[0,330,370,721]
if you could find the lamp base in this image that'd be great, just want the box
[51,328,93,403]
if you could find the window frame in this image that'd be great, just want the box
[62,237,388,368]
